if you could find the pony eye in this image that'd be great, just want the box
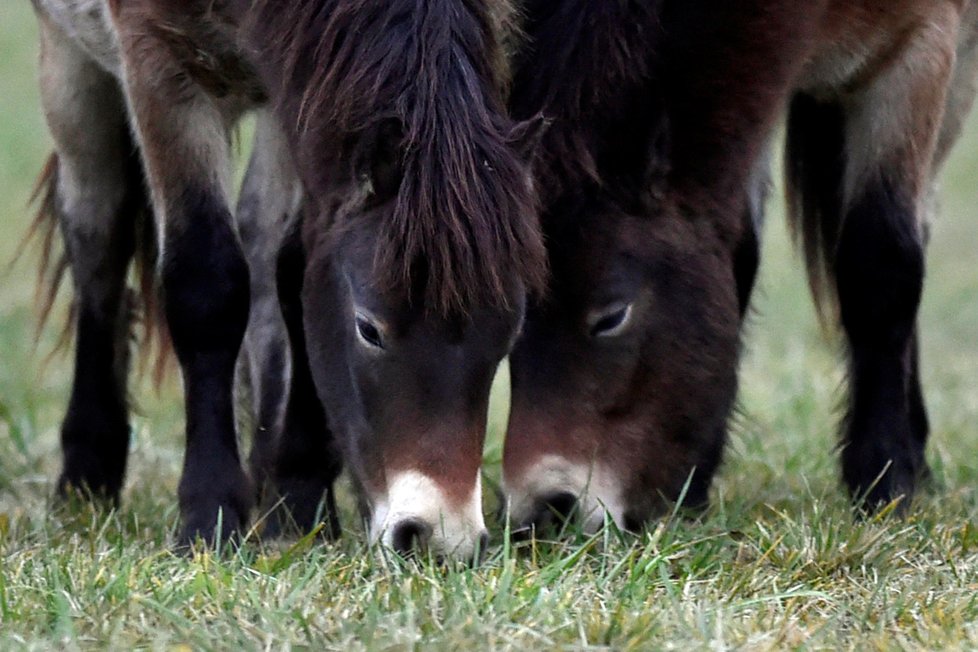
[355,314,384,349]
[588,304,633,338]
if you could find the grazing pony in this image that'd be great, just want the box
[503,0,978,533]
[30,0,545,561]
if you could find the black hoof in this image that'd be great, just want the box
[56,454,126,506]
[176,506,249,552]
[176,472,253,550]
[57,417,130,505]
[845,459,922,515]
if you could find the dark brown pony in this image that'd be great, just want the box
[503,0,978,533]
[31,0,544,561]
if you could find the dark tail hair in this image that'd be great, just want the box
[24,152,172,385]
[784,92,848,325]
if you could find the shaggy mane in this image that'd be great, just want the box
[509,0,664,202]
[247,0,545,314]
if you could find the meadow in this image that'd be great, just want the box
[2,3,978,649]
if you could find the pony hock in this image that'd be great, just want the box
[31,0,545,561]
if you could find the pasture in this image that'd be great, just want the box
[2,2,978,648]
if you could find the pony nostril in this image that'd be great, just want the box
[544,491,578,521]
[522,491,578,533]
[390,518,432,556]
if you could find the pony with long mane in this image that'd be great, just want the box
[30,0,544,561]
[504,0,978,533]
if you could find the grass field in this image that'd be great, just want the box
[3,4,978,649]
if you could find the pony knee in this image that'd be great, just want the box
[162,188,251,366]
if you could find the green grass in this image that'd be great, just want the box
[3,4,978,649]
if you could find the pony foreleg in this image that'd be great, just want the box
[261,221,343,539]
[112,11,253,546]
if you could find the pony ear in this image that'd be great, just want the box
[508,113,551,161]
[357,119,405,203]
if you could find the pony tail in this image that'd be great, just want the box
[130,188,172,389]
[784,92,847,326]
[23,153,72,353]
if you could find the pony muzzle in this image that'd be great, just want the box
[504,455,626,535]
[370,470,488,562]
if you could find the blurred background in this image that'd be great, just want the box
[2,2,976,522]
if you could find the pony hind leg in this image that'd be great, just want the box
[36,15,141,503]
[789,12,961,509]
[788,93,927,509]
[834,169,929,508]
[836,16,967,508]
